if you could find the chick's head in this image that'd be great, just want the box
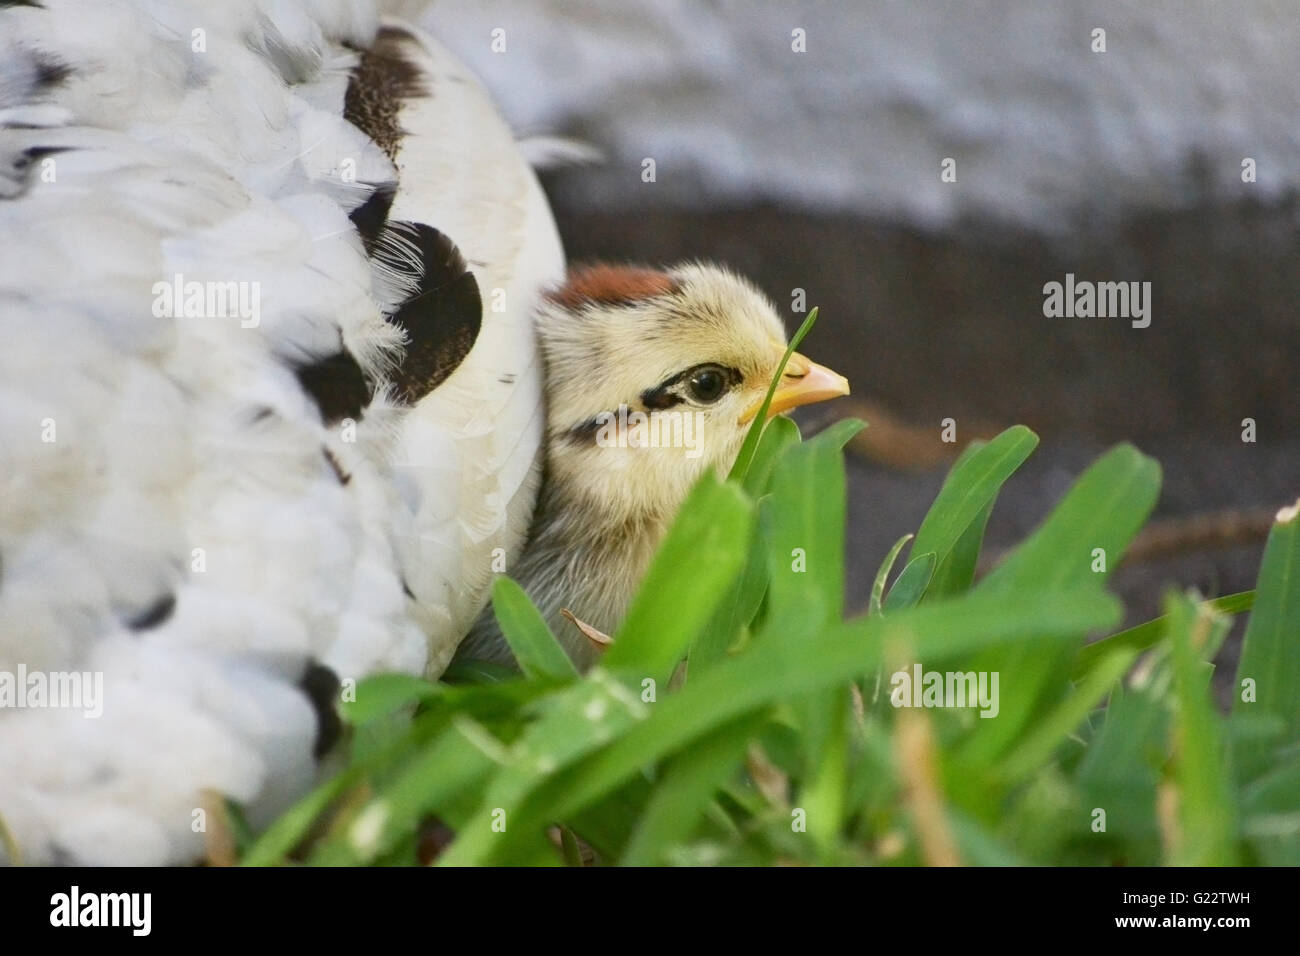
[537,262,849,525]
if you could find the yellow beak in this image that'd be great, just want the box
[740,349,851,424]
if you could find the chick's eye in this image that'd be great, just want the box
[686,366,728,404]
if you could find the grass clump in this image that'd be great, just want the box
[242,312,1300,867]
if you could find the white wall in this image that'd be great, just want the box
[398,0,1300,233]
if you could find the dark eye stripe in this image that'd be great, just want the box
[563,364,742,443]
[640,364,740,410]
[565,415,610,444]
[639,386,684,410]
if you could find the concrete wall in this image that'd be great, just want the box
[410,0,1300,233]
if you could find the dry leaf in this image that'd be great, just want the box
[561,608,613,650]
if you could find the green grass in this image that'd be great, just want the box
[241,324,1300,866]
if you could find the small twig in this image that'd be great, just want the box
[887,633,962,867]
[979,507,1276,575]
[1120,508,1276,566]
[893,708,962,867]
[745,744,791,807]
[200,790,237,867]
[834,400,1007,472]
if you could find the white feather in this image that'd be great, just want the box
[0,0,561,864]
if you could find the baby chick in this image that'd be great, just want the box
[457,262,850,670]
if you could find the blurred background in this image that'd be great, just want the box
[404,0,1298,690]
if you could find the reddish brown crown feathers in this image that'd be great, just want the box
[546,264,680,310]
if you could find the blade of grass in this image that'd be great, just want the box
[925,438,990,599]
[492,577,577,681]
[729,307,819,483]
[437,672,651,865]
[440,658,519,684]
[1072,590,1254,682]
[445,587,1120,864]
[959,444,1161,766]
[312,717,505,865]
[740,414,800,497]
[1165,591,1237,865]
[798,690,849,860]
[996,643,1139,785]
[928,499,994,598]
[1233,502,1300,785]
[884,552,936,611]
[754,415,860,840]
[978,444,1159,595]
[910,426,1038,587]
[1241,752,1300,864]
[870,534,914,615]
[689,520,767,673]
[241,767,364,865]
[1075,683,1167,858]
[621,712,768,864]
[758,417,862,634]
[604,475,753,685]
[339,673,440,726]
